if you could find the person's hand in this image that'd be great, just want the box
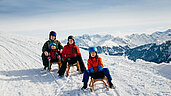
[60,49,63,54]
[57,55,61,59]
[89,67,94,73]
[98,66,103,72]
[44,51,48,56]
[47,57,51,60]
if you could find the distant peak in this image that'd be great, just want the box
[165,29,171,32]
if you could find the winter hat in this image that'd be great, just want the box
[49,31,56,36]
[89,47,97,53]
[49,43,57,49]
[68,35,75,41]
[49,31,56,39]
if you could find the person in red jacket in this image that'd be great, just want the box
[49,43,61,61]
[58,35,86,77]
[81,47,115,90]
[48,43,61,70]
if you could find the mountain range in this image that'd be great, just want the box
[62,29,171,63]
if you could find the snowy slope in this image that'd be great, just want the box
[0,32,171,96]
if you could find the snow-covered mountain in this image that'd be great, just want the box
[126,29,171,47]
[62,29,171,48]
[62,34,127,47]
[62,29,171,63]
[125,40,171,63]
[0,32,171,96]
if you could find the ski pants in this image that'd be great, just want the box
[41,53,63,67]
[58,55,86,75]
[82,68,112,83]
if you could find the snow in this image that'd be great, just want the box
[0,32,171,96]
[100,40,119,47]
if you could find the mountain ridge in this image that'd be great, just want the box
[62,29,171,63]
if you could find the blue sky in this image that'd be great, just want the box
[0,0,171,40]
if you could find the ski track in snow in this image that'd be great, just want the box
[0,33,171,96]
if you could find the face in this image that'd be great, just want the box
[51,45,56,50]
[50,35,56,40]
[68,39,74,44]
[90,52,96,58]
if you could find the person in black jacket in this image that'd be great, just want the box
[41,31,63,70]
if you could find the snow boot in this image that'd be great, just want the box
[81,83,87,90]
[109,81,115,89]
[44,66,48,70]
[58,73,64,77]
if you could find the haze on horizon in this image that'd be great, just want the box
[0,0,171,40]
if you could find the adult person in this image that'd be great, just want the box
[58,35,86,77]
[41,31,63,70]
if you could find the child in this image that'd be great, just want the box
[81,47,115,90]
[48,43,61,70]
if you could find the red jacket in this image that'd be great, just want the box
[87,56,104,73]
[62,43,81,61]
[49,49,58,60]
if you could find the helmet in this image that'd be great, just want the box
[68,35,75,41]
[49,31,56,36]
[89,47,97,53]
[49,43,57,48]
[49,31,56,40]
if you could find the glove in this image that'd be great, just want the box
[67,58,71,61]
[57,55,61,59]
[47,56,51,60]
[89,67,94,73]
[98,66,103,72]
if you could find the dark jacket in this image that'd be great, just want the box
[42,40,63,53]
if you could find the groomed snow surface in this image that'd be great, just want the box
[0,33,171,96]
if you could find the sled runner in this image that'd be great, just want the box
[66,61,81,76]
[48,57,62,71]
[89,76,109,92]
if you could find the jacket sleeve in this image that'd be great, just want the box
[62,46,67,61]
[98,57,104,67]
[42,41,49,53]
[76,46,81,56]
[57,40,63,50]
[87,59,93,69]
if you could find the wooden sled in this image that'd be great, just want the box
[66,61,81,76]
[48,58,62,72]
[89,76,109,92]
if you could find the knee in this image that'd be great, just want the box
[103,68,109,72]
[61,60,67,66]
[84,70,90,75]
[77,55,81,57]
[42,53,45,58]
[42,53,47,58]
[63,62,67,66]
[76,55,82,59]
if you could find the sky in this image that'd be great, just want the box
[0,0,171,40]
